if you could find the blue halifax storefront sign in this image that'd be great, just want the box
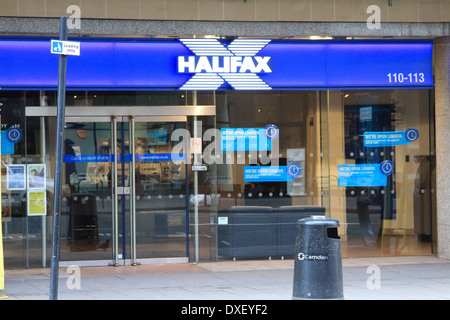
[0,38,433,91]
[177,38,273,90]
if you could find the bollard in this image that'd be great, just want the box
[292,216,344,300]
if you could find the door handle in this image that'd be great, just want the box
[117,186,130,194]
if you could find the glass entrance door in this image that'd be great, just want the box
[127,117,188,265]
[62,116,188,265]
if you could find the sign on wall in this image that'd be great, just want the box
[0,38,434,91]
[178,38,272,90]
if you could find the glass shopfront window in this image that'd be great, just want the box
[326,89,436,257]
[214,91,325,260]
[0,88,436,268]
[1,90,216,268]
[214,89,435,260]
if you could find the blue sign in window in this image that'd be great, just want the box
[364,128,419,147]
[1,131,15,155]
[338,162,393,187]
[221,128,271,152]
[244,163,301,182]
[63,153,185,163]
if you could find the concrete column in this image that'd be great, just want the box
[435,36,450,259]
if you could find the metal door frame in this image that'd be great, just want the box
[127,116,191,266]
[25,105,216,118]
[79,115,189,267]
[111,115,189,266]
[26,105,215,267]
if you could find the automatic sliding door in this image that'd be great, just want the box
[132,118,188,261]
[60,116,188,265]
[61,119,113,262]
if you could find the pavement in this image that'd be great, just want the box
[2,255,450,301]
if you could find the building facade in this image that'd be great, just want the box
[0,0,449,268]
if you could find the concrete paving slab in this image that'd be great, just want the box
[2,256,450,301]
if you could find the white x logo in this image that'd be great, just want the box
[178,38,272,90]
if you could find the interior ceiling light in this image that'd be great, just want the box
[309,36,333,40]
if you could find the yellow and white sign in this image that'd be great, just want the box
[27,191,47,216]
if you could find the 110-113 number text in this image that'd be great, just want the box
[387,72,425,83]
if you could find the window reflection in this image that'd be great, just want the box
[215,90,435,260]
[0,89,436,268]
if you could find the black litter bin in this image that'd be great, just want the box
[276,206,325,257]
[292,216,343,300]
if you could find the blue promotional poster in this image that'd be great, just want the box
[0,132,14,155]
[338,161,394,187]
[244,163,302,182]
[364,128,419,147]
[63,153,185,163]
[221,128,271,152]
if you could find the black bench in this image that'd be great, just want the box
[218,205,325,259]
